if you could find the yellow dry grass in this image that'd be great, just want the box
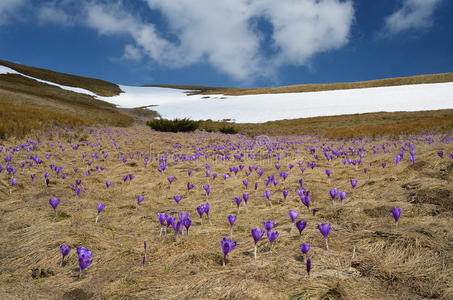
[0,126,452,299]
[200,109,453,138]
[0,74,135,138]
[0,59,122,97]
[147,72,453,96]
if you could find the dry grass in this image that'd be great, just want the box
[0,127,452,299]
[147,73,453,96]
[0,102,89,138]
[200,109,453,138]
[0,74,135,138]
[0,59,122,97]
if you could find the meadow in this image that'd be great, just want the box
[0,126,452,299]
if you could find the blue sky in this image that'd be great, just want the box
[0,0,452,87]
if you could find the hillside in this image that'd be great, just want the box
[0,61,150,138]
[0,59,452,139]
[0,60,122,97]
[146,73,453,96]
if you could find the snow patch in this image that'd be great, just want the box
[2,65,453,123]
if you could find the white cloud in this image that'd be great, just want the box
[22,0,356,81]
[37,1,72,25]
[383,0,443,35]
[122,44,142,61]
[254,0,354,66]
[0,0,27,25]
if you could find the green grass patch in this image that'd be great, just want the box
[146,118,200,132]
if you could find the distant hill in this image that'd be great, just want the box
[0,59,452,139]
[0,59,122,97]
[0,60,138,138]
[145,73,453,96]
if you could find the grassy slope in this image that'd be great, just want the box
[146,72,453,96]
[0,59,122,97]
[0,73,134,138]
[0,128,452,299]
[1,59,452,139]
[200,110,453,138]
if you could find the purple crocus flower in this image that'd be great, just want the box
[143,241,147,266]
[242,179,248,189]
[350,179,357,189]
[204,203,211,223]
[49,197,60,215]
[167,176,175,184]
[187,182,195,192]
[137,195,144,208]
[197,205,204,220]
[437,151,443,158]
[173,195,182,205]
[203,185,210,198]
[221,237,237,265]
[171,221,182,240]
[263,220,275,231]
[234,197,242,212]
[330,188,338,199]
[228,214,236,237]
[301,195,310,211]
[123,175,128,183]
[330,188,338,206]
[289,210,298,222]
[242,193,249,210]
[96,203,105,223]
[390,207,401,230]
[188,169,192,176]
[306,258,311,276]
[296,220,307,242]
[251,228,265,259]
[60,245,71,266]
[267,230,279,251]
[128,174,135,181]
[106,181,111,188]
[10,178,17,194]
[183,218,192,235]
[299,178,304,187]
[317,222,331,250]
[300,243,310,256]
[338,191,347,205]
[325,169,331,178]
[263,190,271,205]
[158,213,167,236]
[77,247,92,278]
[283,190,289,201]
[382,163,386,168]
